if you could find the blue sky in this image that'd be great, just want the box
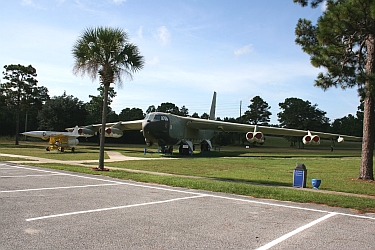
[0,0,359,124]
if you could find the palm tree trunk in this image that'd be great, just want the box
[98,83,109,170]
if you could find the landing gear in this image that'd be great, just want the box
[160,146,173,154]
[200,142,210,152]
[179,144,193,155]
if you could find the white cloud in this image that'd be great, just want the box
[21,0,43,9]
[146,56,160,66]
[321,0,328,11]
[137,26,143,39]
[22,0,33,6]
[113,0,126,4]
[234,44,253,56]
[157,26,171,45]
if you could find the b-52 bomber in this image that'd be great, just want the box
[69,92,362,155]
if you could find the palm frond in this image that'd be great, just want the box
[72,26,144,87]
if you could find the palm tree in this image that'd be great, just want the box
[72,27,144,170]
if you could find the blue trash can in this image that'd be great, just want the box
[312,179,321,189]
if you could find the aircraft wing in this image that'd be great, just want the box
[66,120,143,138]
[118,120,143,130]
[185,118,362,142]
[96,120,143,130]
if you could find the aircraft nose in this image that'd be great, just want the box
[142,119,169,145]
[142,120,157,139]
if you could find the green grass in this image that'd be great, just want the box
[1,137,374,213]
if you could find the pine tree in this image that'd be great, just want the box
[294,0,375,180]
[243,96,272,125]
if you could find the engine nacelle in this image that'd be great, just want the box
[246,131,264,143]
[78,128,95,137]
[302,134,320,145]
[104,127,123,138]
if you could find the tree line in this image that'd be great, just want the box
[0,64,363,145]
[2,0,374,178]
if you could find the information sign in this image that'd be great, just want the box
[293,163,307,188]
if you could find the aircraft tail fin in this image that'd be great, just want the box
[209,91,216,120]
[71,126,79,136]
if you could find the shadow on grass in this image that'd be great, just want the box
[3,143,45,149]
[210,176,291,187]
[162,151,358,159]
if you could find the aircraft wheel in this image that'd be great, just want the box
[46,147,50,151]
[168,146,173,154]
[71,147,75,153]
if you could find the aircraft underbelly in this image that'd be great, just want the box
[184,129,214,141]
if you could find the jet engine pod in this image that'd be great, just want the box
[78,128,95,137]
[246,131,264,143]
[104,127,123,138]
[302,134,320,145]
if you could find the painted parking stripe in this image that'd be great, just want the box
[4,164,375,221]
[1,183,123,193]
[256,212,337,250]
[1,173,64,178]
[26,195,206,221]
[2,165,125,184]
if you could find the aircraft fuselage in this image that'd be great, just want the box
[142,112,214,148]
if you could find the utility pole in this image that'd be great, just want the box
[239,100,242,144]
[239,100,242,122]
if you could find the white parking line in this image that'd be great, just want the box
[209,195,375,222]
[1,173,64,178]
[3,164,375,222]
[5,166,375,250]
[256,213,337,250]
[26,195,206,221]
[1,183,123,193]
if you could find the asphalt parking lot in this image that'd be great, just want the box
[1,162,375,249]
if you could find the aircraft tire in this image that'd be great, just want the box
[72,147,75,153]
[169,146,173,154]
[46,147,50,151]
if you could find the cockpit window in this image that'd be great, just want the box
[154,115,169,121]
[145,113,168,121]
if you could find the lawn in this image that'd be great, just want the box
[1,136,374,212]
